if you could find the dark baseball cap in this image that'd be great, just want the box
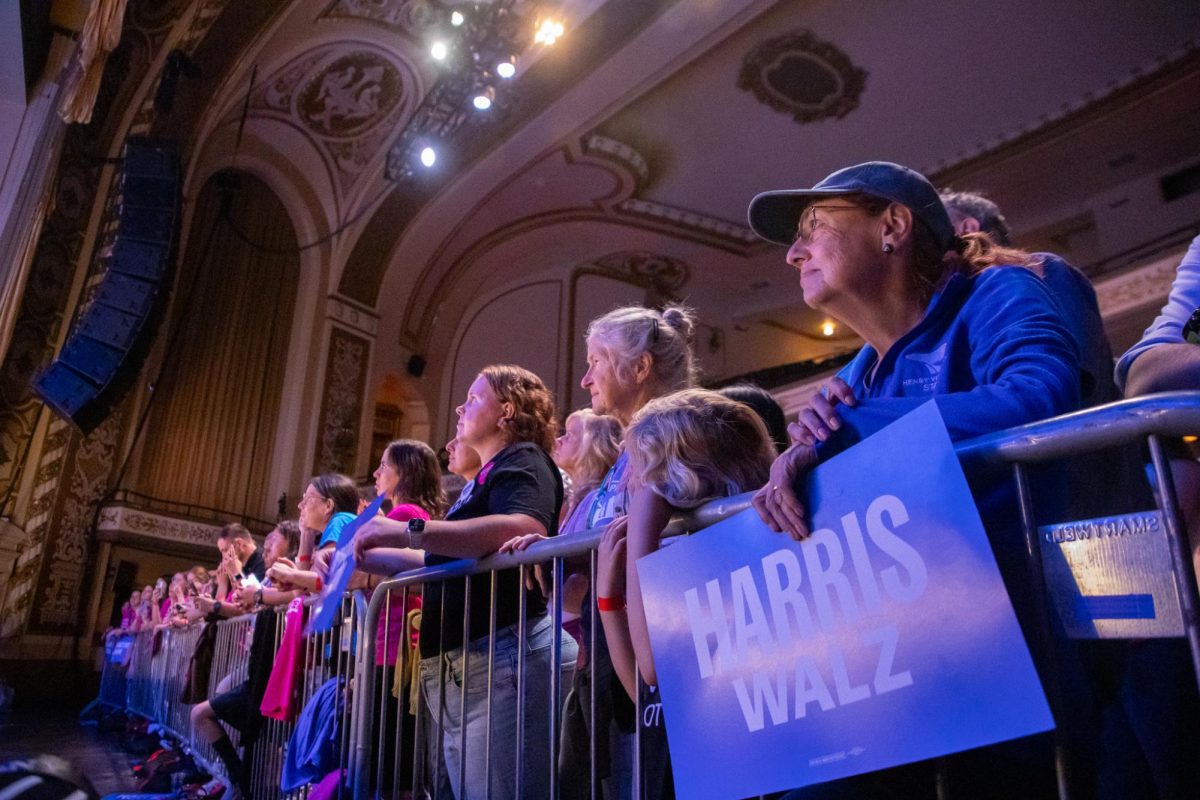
[747,161,956,252]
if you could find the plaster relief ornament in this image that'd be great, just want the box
[299,52,403,138]
[321,0,442,37]
[739,29,867,124]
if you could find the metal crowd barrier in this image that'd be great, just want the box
[350,392,1200,800]
[96,593,367,800]
[94,393,1200,800]
[97,632,134,708]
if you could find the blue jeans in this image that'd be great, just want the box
[420,614,578,799]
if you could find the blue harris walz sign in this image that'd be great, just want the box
[637,402,1053,799]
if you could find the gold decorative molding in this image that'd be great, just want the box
[327,294,380,336]
[1095,247,1186,319]
[97,504,223,548]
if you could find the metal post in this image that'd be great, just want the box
[393,587,408,800]
[377,592,391,795]
[516,564,528,797]
[633,656,641,800]
[589,550,598,800]
[485,569,498,800]
[353,585,386,800]
[1013,463,1071,800]
[1148,434,1200,693]
[550,556,563,800]
[459,573,472,795]
[435,583,447,800]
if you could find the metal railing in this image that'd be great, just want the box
[95,392,1200,800]
[352,392,1200,800]
[105,593,368,800]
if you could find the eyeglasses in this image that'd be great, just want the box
[793,204,863,244]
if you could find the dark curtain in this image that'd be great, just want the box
[130,170,299,519]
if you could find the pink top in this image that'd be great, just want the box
[374,503,428,665]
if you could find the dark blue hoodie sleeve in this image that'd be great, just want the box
[817,267,1081,459]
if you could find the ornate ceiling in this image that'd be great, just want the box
[153,0,1200,406]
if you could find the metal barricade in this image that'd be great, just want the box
[124,628,158,721]
[98,632,134,708]
[88,594,367,800]
[86,393,1199,798]
[348,392,1200,800]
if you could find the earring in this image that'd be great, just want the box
[882,243,894,254]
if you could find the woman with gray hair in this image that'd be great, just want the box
[504,303,697,800]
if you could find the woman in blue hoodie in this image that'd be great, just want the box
[747,161,1083,799]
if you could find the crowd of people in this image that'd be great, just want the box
[99,161,1199,800]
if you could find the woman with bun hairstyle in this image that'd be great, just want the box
[356,364,577,800]
[504,304,696,800]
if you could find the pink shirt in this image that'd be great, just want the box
[374,504,428,665]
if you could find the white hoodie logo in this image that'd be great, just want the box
[903,344,947,391]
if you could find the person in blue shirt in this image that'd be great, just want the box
[268,473,358,592]
[746,161,1082,799]
[940,189,1120,410]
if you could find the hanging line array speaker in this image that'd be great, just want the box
[33,137,182,434]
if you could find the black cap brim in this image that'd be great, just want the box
[747,188,856,246]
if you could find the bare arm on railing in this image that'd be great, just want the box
[597,516,638,700]
[597,487,675,699]
[357,547,426,576]
[625,486,675,689]
[353,512,548,563]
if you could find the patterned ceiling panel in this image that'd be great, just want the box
[250,43,415,193]
[319,0,441,38]
[738,29,867,124]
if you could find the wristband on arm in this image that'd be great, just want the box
[597,595,625,612]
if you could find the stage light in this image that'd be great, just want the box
[821,321,836,337]
[430,41,448,60]
[496,58,516,79]
[450,10,465,26]
[472,86,495,110]
[534,18,564,46]
[420,146,437,167]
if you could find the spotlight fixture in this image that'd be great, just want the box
[472,86,496,110]
[534,18,565,46]
[821,321,836,337]
[386,0,562,183]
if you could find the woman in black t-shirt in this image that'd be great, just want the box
[357,364,579,800]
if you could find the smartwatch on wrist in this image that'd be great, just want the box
[407,517,426,548]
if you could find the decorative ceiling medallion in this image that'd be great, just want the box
[321,0,440,37]
[249,46,414,192]
[738,29,867,123]
[298,52,404,138]
[594,251,690,294]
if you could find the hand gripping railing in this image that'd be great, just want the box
[349,392,1199,800]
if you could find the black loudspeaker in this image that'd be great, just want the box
[33,138,181,434]
[407,354,426,378]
